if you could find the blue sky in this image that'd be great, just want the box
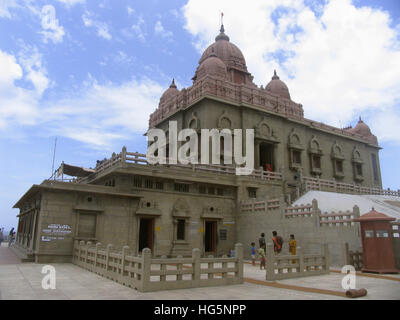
[1,0,399,229]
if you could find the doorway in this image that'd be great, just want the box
[138,218,154,252]
[259,143,274,171]
[204,220,217,253]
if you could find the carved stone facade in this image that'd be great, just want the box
[13,24,384,267]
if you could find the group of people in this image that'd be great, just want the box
[250,232,297,270]
[0,227,15,247]
[8,228,15,247]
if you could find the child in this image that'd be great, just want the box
[258,244,266,270]
[250,242,256,266]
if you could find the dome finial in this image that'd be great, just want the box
[272,69,279,80]
[170,78,177,88]
[216,12,229,41]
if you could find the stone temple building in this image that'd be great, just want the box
[13,24,389,266]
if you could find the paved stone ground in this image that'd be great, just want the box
[0,242,21,265]
[0,243,399,300]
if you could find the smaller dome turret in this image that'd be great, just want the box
[195,52,227,81]
[265,70,291,100]
[160,79,179,103]
[345,117,378,145]
[351,117,372,137]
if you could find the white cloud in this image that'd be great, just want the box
[0,0,17,18]
[154,20,173,40]
[182,0,400,143]
[0,50,41,129]
[82,11,112,40]
[41,78,164,148]
[17,45,50,95]
[40,5,65,44]
[0,48,164,147]
[131,15,146,42]
[127,6,135,15]
[56,0,85,7]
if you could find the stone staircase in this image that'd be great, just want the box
[170,243,192,257]
[10,244,34,262]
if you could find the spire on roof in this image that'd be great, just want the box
[170,78,177,88]
[215,12,230,42]
[272,69,280,80]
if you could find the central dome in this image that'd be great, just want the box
[198,24,248,73]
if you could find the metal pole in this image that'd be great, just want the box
[51,137,57,180]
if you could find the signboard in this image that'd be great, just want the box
[41,224,72,242]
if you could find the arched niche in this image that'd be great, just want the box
[331,141,345,179]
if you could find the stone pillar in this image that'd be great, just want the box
[192,248,201,287]
[106,244,113,272]
[121,146,127,163]
[235,243,243,283]
[121,245,129,278]
[79,240,85,267]
[265,243,274,280]
[297,246,304,274]
[280,194,286,220]
[94,242,101,273]
[342,242,350,267]
[73,240,79,263]
[353,205,361,237]
[312,199,321,228]
[254,140,260,169]
[85,241,92,269]
[323,243,330,272]
[141,248,152,292]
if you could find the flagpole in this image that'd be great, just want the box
[51,137,57,180]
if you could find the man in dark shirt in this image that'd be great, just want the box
[259,233,266,248]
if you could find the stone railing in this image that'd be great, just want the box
[149,75,304,128]
[285,200,361,229]
[72,241,243,292]
[74,147,283,183]
[342,243,363,271]
[284,199,319,220]
[265,243,330,280]
[319,210,357,227]
[303,176,399,197]
[240,198,281,213]
[284,203,314,218]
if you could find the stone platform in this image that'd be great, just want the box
[0,244,399,300]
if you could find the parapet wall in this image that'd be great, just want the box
[72,241,244,292]
[237,199,362,266]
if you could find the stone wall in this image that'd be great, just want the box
[237,201,362,267]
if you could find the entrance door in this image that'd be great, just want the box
[204,221,217,254]
[259,143,274,171]
[138,218,154,252]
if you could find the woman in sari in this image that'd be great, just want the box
[289,234,297,264]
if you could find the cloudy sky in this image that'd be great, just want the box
[0,0,399,229]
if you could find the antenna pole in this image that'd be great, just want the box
[51,137,57,179]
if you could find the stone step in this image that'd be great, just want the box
[170,247,192,257]
[10,245,34,262]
